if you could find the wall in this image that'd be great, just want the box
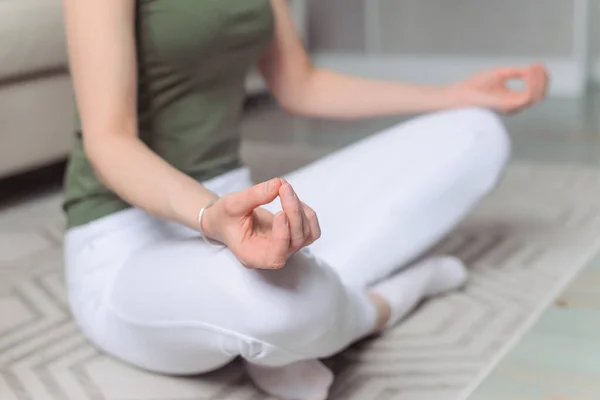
[591,0,600,83]
[308,0,588,96]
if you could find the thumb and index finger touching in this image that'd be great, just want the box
[224,177,294,269]
[496,63,547,110]
[225,178,283,216]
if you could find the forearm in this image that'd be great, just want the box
[285,68,466,120]
[85,134,216,231]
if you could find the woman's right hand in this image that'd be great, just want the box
[201,178,321,270]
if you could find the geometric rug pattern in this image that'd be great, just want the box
[2,162,600,399]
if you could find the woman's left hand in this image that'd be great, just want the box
[449,63,549,114]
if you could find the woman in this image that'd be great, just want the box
[62,1,549,399]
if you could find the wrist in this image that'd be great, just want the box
[442,82,477,109]
[199,197,223,243]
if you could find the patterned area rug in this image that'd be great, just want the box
[2,160,600,400]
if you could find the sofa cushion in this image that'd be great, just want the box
[0,1,67,81]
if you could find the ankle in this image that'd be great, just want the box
[367,291,392,332]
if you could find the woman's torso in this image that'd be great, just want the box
[63,0,274,228]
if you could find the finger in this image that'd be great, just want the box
[282,187,311,246]
[224,178,282,216]
[527,75,540,103]
[499,66,536,92]
[532,64,549,101]
[524,66,541,103]
[497,90,527,114]
[512,92,535,113]
[300,202,311,242]
[542,65,551,97]
[540,70,550,99]
[266,211,291,269]
[493,67,532,110]
[527,63,549,103]
[279,181,306,250]
[302,202,321,244]
[293,195,311,247]
[507,77,534,112]
[497,66,528,81]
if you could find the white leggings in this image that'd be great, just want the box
[65,108,510,373]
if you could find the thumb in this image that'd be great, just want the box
[497,67,527,80]
[225,178,282,216]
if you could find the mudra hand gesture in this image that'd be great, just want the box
[202,178,321,270]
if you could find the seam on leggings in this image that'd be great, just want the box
[103,302,310,360]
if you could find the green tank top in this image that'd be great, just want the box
[63,0,274,228]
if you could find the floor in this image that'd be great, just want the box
[468,255,600,400]
[2,90,600,399]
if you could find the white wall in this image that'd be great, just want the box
[308,0,366,52]
[593,0,600,56]
[376,0,573,56]
[311,0,574,56]
[309,0,590,97]
[591,0,600,83]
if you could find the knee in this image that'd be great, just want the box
[455,107,511,194]
[468,107,510,161]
